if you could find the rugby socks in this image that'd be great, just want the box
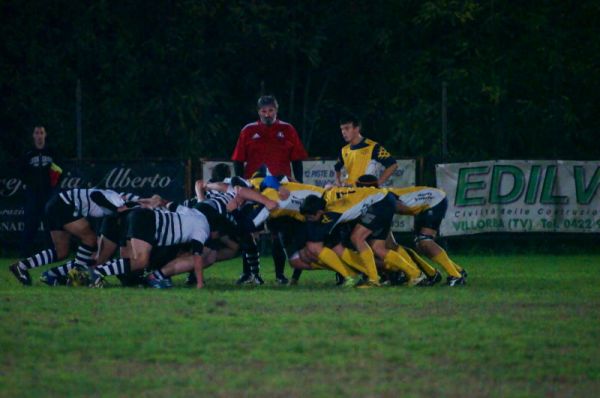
[383,250,420,279]
[93,258,131,276]
[245,248,260,275]
[74,244,97,270]
[151,269,167,281]
[272,238,287,277]
[291,268,303,281]
[404,247,437,278]
[316,248,353,278]
[46,260,76,278]
[18,248,57,270]
[340,248,369,274]
[431,250,462,278]
[357,246,380,283]
[241,236,260,276]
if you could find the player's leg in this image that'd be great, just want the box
[10,195,76,285]
[63,218,99,271]
[370,239,426,286]
[237,232,263,285]
[385,232,440,284]
[305,241,357,286]
[413,199,465,286]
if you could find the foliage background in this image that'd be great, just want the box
[1,1,598,164]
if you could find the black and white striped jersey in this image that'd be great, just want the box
[204,190,236,213]
[119,192,141,202]
[58,189,124,218]
[153,208,209,254]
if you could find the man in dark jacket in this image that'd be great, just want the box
[20,126,60,256]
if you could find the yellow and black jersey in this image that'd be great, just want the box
[254,182,326,224]
[386,186,446,216]
[334,138,396,185]
[322,187,387,226]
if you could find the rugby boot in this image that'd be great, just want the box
[447,276,466,287]
[9,263,32,286]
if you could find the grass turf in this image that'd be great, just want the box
[1,255,599,397]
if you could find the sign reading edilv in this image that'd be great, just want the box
[436,160,600,236]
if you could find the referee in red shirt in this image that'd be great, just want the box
[231,95,308,285]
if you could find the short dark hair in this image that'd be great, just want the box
[339,114,360,127]
[356,174,379,188]
[299,195,327,216]
[209,163,231,183]
[257,95,278,109]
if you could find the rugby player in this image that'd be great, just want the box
[300,187,427,288]
[9,188,128,285]
[389,186,467,286]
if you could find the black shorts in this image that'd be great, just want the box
[126,208,157,245]
[100,215,127,246]
[414,197,448,232]
[147,245,183,270]
[269,217,307,255]
[358,193,396,240]
[235,202,266,234]
[44,194,79,231]
[326,222,355,249]
[305,212,341,243]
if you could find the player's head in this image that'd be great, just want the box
[32,126,47,149]
[257,95,278,125]
[300,195,327,222]
[339,114,361,144]
[356,174,379,188]
[210,163,231,183]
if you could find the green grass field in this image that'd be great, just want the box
[1,255,599,397]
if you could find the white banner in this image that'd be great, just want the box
[202,159,417,231]
[436,160,600,236]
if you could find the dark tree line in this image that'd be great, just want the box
[1,0,598,165]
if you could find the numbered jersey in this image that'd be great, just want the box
[386,187,446,215]
[59,189,124,218]
[322,187,387,226]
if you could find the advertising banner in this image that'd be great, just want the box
[0,160,186,243]
[436,160,600,236]
[202,159,417,231]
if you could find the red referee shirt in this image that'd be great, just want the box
[231,119,308,178]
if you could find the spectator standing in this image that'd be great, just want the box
[19,126,61,256]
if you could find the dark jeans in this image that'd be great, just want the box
[19,190,52,257]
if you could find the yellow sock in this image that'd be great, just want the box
[357,246,379,282]
[317,247,353,278]
[451,260,463,272]
[384,250,420,279]
[432,250,461,277]
[340,248,369,275]
[404,247,437,277]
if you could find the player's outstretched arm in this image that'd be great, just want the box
[234,187,278,211]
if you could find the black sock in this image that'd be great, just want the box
[272,236,286,277]
[292,268,303,281]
